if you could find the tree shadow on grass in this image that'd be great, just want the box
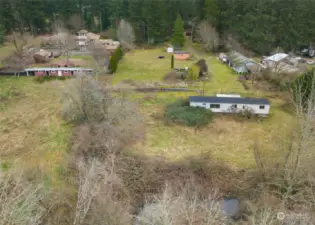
[277,102,295,115]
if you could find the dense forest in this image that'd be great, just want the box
[0,0,315,54]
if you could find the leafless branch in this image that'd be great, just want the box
[117,19,135,50]
[0,167,46,225]
[197,21,219,52]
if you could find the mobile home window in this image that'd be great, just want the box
[232,104,237,108]
[210,104,220,109]
[259,105,265,109]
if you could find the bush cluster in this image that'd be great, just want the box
[165,99,213,127]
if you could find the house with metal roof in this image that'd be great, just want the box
[227,51,260,74]
[189,95,270,116]
[264,53,288,63]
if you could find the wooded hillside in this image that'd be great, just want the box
[0,0,315,54]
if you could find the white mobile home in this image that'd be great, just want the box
[189,96,270,116]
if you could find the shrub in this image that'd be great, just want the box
[110,47,123,74]
[61,76,144,156]
[186,65,200,81]
[165,99,213,127]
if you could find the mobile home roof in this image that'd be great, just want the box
[189,96,270,105]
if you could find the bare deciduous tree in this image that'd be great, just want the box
[3,32,34,71]
[6,32,30,56]
[61,76,143,157]
[135,185,227,225]
[51,21,77,62]
[74,159,101,225]
[117,19,136,50]
[67,14,85,31]
[0,168,46,225]
[225,34,253,57]
[253,69,315,209]
[197,21,219,52]
[88,41,110,73]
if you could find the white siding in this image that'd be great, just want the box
[167,47,174,53]
[190,101,270,115]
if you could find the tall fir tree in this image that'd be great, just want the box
[0,23,5,44]
[172,14,185,47]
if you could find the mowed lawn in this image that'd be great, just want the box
[113,49,295,168]
[0,77,71,187]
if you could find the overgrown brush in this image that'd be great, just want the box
[61,76,143,224]
[135,185,227,225]
[0,167,46,225]
[61,76,143,158]
[250,69,315,214]
[165,99,213,127]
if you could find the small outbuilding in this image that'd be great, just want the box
[262,53,288,67]
[227,51,260,74]
[189,95,270,116]
[174,51,190,60]
[166,45,174,53]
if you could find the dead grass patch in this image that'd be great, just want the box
[0,77,71,187]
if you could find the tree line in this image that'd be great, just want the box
[0,0,315,54]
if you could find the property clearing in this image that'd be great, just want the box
[0,46,295,181]
[112,48,294,169]
[0,77,71,188]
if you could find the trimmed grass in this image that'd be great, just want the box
[114,49,295,169]
[112,48,193,83]
[0,77,71,187]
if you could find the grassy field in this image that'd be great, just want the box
[0,77,71,188]
[0,46,295,183]
[113,48,294,168]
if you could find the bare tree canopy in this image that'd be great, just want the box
[0,168,45,225]
[117,19,135,50]
[67,14,85,31]
[197,21,219,52]
[87,41,110,73]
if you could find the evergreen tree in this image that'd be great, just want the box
[172,14,185,47]
[0,24,5,44]
[171,55,174,69]
[110,53,118,74]
[109,47,124,73]
[204,0,220,26]
[0,0,15,32]
[292,69,315,110]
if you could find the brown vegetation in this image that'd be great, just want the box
[1,73,315,224]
